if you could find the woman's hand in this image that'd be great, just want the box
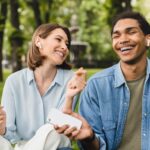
[63,68,86,113]
[66,67,87,99]
[0,106,6,135]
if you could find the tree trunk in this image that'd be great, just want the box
[0,0,8,81]
[44,0,53,22]
[32,0,42,27]
[107,0,132,25]
[10,0,23,72]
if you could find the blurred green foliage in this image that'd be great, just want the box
[3,0,150,67]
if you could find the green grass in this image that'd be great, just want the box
[0,68,100,150]
[0,69,11,99]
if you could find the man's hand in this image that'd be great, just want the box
[0,106,6,135]
[54,111,93,140]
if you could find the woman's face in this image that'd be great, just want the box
[38,28,69,66]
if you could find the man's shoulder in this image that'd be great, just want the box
[89,64,117,81]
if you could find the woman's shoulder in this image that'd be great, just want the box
[58,68,74,76]
[5,68,29,82]
[57,69,74,82]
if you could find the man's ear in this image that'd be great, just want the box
[146,34,150,47]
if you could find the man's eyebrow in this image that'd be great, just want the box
[112,26,139,34]
[112,30,119,35]
[125,26,139,31]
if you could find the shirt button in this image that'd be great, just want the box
[144,113,147,117]
[124,102,127,106]
[143,133,146,137]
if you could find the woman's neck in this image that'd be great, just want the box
[34,65,57,96]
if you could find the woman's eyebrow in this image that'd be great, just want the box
[55,35,68,43]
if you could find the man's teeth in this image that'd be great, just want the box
[121,47,133,52]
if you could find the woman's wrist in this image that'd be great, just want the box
[65,94,74,100]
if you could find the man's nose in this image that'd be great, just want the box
[119,34,130,44]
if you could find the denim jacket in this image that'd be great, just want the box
[79,59,150,150]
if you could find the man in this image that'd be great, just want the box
[56,11,150,150]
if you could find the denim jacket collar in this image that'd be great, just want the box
[114,62,126,88]
[114,58,150,88]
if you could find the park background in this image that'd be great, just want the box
[0,0,150,149]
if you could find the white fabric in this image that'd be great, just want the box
[0,135,13,150]
[0,124,71,150]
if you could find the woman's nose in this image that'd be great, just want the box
[61,42,68,50]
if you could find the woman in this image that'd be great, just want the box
[0,23,86,150]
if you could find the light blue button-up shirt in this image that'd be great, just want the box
[79,59,150,150]
[1,68,74,144]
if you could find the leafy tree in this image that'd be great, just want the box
[9,0,24,72]
[106,0,132,25]
[0,0,8,81]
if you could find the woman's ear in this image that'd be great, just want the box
[35,36,42,49]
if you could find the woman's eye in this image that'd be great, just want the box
[56,38,61,41]
[66,43,69,48]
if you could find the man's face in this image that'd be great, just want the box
[112,18,147,64]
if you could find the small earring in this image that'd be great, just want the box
[147,40,150,47]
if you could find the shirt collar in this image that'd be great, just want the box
[27,68,63,86]
[114,62,126,88]
[114,58,150,88]
[27,68,34,84]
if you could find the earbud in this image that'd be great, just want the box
[37,42,42,49]
[147,40,150,47]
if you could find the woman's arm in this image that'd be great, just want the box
[62,67,86,113]
[55,68,100,149]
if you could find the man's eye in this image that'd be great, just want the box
[112,35,119,39]
[129,31,136,34]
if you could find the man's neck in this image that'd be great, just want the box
[120,59,147,81]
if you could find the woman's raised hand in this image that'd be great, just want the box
[66,67,87,99]
[63,68,86,113]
